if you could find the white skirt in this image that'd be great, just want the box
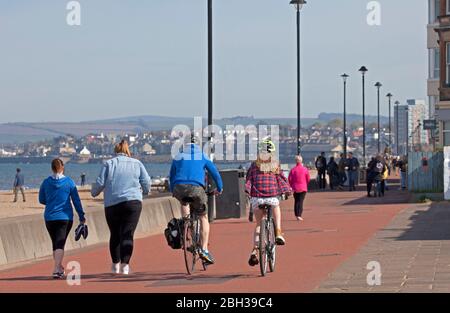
[250,197,280,210]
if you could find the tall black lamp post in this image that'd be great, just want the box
[375,82,382,154]
[395,100,400,155]
[207,0,215,222]
[208,0,213,130]
[341,74,349,157]
[290,0,307,155]
[386,93,393,151]
[358,66,368,164]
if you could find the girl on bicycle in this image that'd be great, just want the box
[245,139,291,267]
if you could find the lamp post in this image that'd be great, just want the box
[290,0,307,155]
[359,66,368,164]
[375,82,382,154]
[386,93,393,151]
[208,0,213,130]
[395,100,400,155]
[341,74,349,157]
[207,0,215,223]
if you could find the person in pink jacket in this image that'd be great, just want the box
[288,155,310,221]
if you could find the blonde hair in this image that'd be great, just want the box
[295,155,303,165]
[256,152,280,174]
[115,140,131,157]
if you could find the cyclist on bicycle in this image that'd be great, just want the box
[245,138,291,266]
[169,134,223,265]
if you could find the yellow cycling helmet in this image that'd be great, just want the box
[259,138,276,153]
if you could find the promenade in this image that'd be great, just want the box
[0,177,447,293]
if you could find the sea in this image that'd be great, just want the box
[0,162,249,191]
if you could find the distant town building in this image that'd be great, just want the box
[395,100,429,154]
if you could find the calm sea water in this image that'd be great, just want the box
[0,162,247,190]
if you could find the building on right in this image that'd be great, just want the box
[428,0,440,146]
[433,0,450,146]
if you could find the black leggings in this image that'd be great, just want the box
[294,192,307,217]
[105,200,142,264]
[45,220,73,251]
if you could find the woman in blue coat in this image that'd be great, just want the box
[39,159,86,279]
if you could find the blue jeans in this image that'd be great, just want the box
[348,171,358,190]
[400,171,407,189]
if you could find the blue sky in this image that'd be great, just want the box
[0,0,427,123]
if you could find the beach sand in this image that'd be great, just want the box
[0,187,104,219]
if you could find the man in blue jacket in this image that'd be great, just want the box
[169,135,223,265]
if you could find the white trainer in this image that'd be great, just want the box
[111,263,120,274]
[121,264,130,275]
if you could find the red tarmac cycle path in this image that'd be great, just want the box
[0,180,411,293]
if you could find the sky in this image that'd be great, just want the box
[0,0,428,123]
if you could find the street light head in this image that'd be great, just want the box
[358,66,368,74]
[290,0,307,10]
[341,73,349,82]
[375,82,382,88]
[395,101,400,105]
[386,93,393,98]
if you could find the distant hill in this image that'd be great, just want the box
[0,113,387,144]
[318,113,389,124]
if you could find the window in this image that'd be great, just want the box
[443,122,450,145]
[430,0,440,23]
[447,0,450,14]
[447,43,450,85]
[429,48,440,79]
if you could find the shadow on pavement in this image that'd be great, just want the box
[0,273,114,282]
[395,202,450,241]
[87,272,250,287]
[341,179,411,206]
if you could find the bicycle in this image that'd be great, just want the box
[181,190,218,275]
[258,203,277,277]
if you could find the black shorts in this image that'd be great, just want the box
[173,184,208,215]
[45,220,73,251]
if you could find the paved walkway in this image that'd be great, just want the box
[316,200,450,293]
[0,179,417,292]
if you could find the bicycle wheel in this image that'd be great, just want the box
[268,219,276,272]
[183,219,197,275]
[259,219,268,276]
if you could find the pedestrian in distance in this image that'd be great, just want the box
[80,173,86,187]
[91,140,151,275]
[337,153,347,190]
[315,152,327,190]
[39,159,86,279]
[397,156,408,190]
[372,155,386,197]
[288,155,310,221]
[13,168,26,202]
[326,157,339,190]
[346,152,360,191]
[366,157,377,197]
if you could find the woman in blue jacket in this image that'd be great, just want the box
[39,159,86,279]
[91,140,151,275]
